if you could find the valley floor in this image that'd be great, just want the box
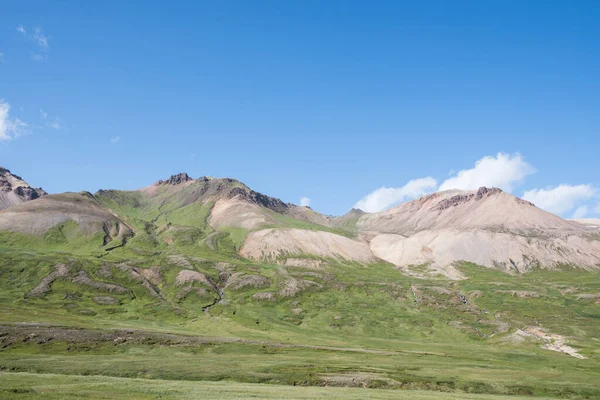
[1,245,600,398]
[0,372,559,400]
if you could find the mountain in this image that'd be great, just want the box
[0,172,372,261]
[356,187,584,235]
[0,191,133,249]
[0,170,598,274]
[2,169,600,397]
[357,187,600,275]
[0,167,47,210]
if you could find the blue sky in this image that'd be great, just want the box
[1,1,599,217]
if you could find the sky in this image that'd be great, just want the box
[1,1,599,217]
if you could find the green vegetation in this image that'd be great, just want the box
[0,372,561,400]
[1,181,599,398]
[1,241,599,398]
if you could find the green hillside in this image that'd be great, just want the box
[1,176,599,399]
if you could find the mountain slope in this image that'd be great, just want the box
[357,187,584,235]
[94,173,373,263]
[357,187,600,273]
[1,170,598,273]
[240,228,376,263]
[0,167,47,210]
[0,191,132,248]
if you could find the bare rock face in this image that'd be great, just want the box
[156,172,194,185]
[227,187,290,214]
[0,167,47,210]
[436,187,505,210]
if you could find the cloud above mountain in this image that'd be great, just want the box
[439,153,535,192]
[354,177,438,213]
[300,197,311,207]
[522,184,597,216]
[0,100,28,141]
[355,152,598,217]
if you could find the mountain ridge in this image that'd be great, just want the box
[0,168,598,274]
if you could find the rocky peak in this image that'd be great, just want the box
[475,186,502,200]
[0,166,47,210]
[435,187,503,211]
[14,186,46,201]
[227,186,290,214]
[347,208,366,215]
[156,173,194,186]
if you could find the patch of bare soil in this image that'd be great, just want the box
[395,262,466,281]
[240,228,376,263]
[410,285,468,308]
[319,373,399,389]
[72,271,130,294]
[574,293,600,301]
[166,255,193,269]
[138,266,162,285]
[98,263,113,278]
[175,270,212,286]
[281,258,325,269]
[117,264,163,299]
[495,290,540,298]
[226,274,270,290]
[279,278,321,298]
[26,265,130,298]
[92,296,120,305]
[252,292,276,301]
[25,264,71,298]
[505,327,585,359]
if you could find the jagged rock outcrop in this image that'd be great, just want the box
[227,186,290,214]
[156,173,194,185]
[0,167,47,210]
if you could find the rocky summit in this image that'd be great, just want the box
[0,167,47,211]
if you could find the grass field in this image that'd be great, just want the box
[0,372,564,400]
[1,188,600,398]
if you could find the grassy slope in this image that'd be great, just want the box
[0,372,559,400]
[0,186,599,398]
[1,239,600,398]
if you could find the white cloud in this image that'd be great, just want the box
[300,197,311,207]
[40,108,62,129]
[522,184,597,215]
[17,25,50,61]
[571,205,589,219]
[354,177,438,213]
[32,27,49,51]
[0,100,28,141]
[31,53,47,62]
[48,119,62,129]
[439,153,535,192]
[110,136,120,144]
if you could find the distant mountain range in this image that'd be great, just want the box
[1,168,599,276]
